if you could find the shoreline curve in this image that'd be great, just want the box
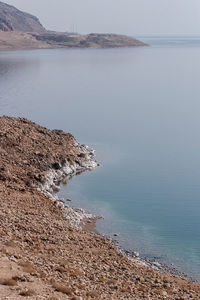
[0,115,199,299]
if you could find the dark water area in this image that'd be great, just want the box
[1,36,200,281]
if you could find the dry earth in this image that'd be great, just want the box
[0,31,51,50]
[0,31,147,51]
[30,32,147,49]
[0,116,200,299]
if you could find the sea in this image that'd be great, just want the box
[0,35,200,281]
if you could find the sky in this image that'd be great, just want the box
[3,0,200,35]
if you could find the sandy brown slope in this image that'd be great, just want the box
[0,31,52,50]
[0,116,200,299]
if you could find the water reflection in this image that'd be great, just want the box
[0,53,42,115]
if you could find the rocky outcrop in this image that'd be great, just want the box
[0,116,97,190]
[37,144,97,201]
[0,1,46,32]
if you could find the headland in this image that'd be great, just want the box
[0,1,147,51]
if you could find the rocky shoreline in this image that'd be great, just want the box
[37,143,99,228]
[0,116,200,299]
[39,150,191,283]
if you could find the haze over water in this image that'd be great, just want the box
[1,36,200,280]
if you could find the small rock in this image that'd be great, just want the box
[52,184,60,192]
[161,291,168,296]
[52,162,61,170]
[133,251,139,257]
[153,261,161,267]
[136,276,144,282]
[10,256,17,262]
[163,282,171,288]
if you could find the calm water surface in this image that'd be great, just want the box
[1,36,200,280]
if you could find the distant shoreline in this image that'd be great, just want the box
[0,1,148,51]
[0,31,148,51]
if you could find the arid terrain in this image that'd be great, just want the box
[0,1,45,32]
[0,1,147,50]
[0,31,148,51]
[0,116,200,299]
[0,31,51,50]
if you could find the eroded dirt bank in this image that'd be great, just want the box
[0,116,200,299]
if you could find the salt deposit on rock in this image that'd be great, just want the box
[37,142,98,227]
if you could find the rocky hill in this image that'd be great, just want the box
[0,1,45,32]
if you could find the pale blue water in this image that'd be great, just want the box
[0,36,200,281]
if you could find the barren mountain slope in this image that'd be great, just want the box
[0,1,45,32]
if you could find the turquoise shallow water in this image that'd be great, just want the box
[0,36,200,280]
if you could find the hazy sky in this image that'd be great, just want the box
[4,0,200,35]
